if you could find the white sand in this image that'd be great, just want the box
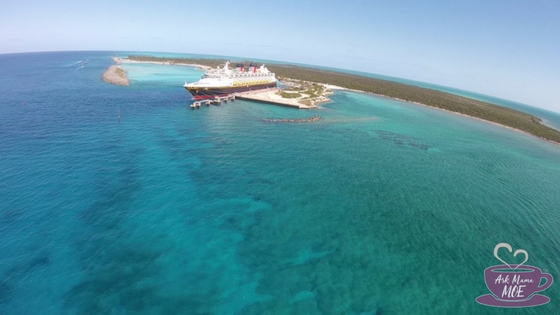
[322,83,347,90]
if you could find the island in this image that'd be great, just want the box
[109,56,560,144]
[102,58,129,86]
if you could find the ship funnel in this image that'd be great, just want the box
[248,63,257,73]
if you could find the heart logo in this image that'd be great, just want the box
[493,243,528,270]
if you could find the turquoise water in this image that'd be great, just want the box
[1,51,560,314]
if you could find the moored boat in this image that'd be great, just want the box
[183,61,277,99]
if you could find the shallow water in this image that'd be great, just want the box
[1,51,559,314]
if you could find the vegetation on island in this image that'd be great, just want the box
[280,91,302,99]
[277,79,332,107]
[125,55,560,144]
[280,79,331,98]
[115,67,126,78]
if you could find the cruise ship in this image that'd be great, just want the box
[184,61,277,99]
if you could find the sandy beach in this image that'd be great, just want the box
[102,65,129,86]
[322,83,348,91]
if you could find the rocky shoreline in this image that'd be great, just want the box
[102,65,129,86]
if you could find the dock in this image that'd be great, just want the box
[189,88,327,110]
[190,94,236,109]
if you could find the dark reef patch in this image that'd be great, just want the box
[376,130,431,151]
[0,282,14,304]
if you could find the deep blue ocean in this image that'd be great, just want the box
[1,51,560,314]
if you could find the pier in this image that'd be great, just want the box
[190,94,236,109]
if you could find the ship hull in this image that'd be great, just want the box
[185,82,277,100]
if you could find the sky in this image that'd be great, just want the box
[1,0,559,112]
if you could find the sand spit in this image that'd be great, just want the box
[102,65,129,86]
[114,57,212,70]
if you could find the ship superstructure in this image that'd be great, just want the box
[184,61,277,99]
